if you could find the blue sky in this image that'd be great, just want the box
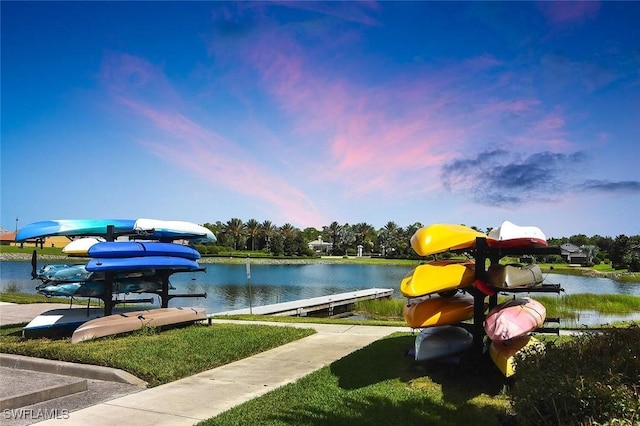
[2,1,639,238]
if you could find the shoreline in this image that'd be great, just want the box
[1,252,638,282]
[0,252,409,266]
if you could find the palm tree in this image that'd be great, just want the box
[280,223,298,256]
[280,223,296,238]
[325,221,341,247]
[353,222,376,253]
[380,221,401,256]
[261,220,276,251]
[223,218,245,250]
[245,219,260,251]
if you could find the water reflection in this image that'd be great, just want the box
[561,311,640,328]
[543,272,640,296]
[2,261,639,316]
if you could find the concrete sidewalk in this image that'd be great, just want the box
[1,304,413,425]
[36,321,412,425]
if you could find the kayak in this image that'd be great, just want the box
[486,264,543,289]
[489,335,545,377]
[400,259,475,298]
[414,325,473,361]
[22,307,138,339]
[88,241,201,261]
[71,307,206,343]
[86,256,201,273]
[487,221,547,248]
[133,218,216,243]
[403,295,475,328]
[484,297,546,342]
[37,264,92,283]
[62,237,105,256]
[410,224,486,256]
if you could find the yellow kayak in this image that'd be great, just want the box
[403,295,475,328]
[410,223,486,256]
[400,259,476,298]
[489,335,545,377]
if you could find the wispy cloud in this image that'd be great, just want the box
[99,4,613,225]
[576,180,640,193]
[99,53,326,227]
[441,149,589,205]
[206,10,581,201]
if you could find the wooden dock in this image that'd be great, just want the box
[210,288,394,317]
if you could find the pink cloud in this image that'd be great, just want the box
[223,28,477,194]
[100,55,327,228]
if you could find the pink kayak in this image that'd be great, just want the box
[484,297,546,341]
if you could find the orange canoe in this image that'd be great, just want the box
[400,259,476,298]
[410,223,486,256]
[403,295,475,328]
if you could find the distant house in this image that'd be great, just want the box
[560,243,588,264]
[0,231,70,248]
[0,231,16,246]
[308,236,332,255]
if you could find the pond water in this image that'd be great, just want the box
[1,260,638,326]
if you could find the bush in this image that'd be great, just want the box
[207,245,224,255]
[509,326,640,425]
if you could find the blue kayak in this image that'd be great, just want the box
[37,264,92,283]
[17,218,216,243]
[88,241,201,260]
[36,276,166,297]
[86,256,201,272]
[16,219,136,241]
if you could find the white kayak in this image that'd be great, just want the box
[487,221,547,248]
[414,325,473,361]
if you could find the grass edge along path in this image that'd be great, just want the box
[0,323,315,387]
[199,332,512,426]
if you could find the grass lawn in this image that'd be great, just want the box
[1,292,637,424]
[0,322,314,387]
[199,333,512,426]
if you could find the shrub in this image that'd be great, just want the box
[509,326,640,425]
[207,245,224,255]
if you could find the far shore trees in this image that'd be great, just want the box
[202,219,640,269]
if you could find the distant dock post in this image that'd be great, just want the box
[246,256,253,315]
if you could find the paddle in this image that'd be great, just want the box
[30,250,38,279]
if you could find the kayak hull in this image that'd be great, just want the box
[86,256,201,273]
[487,221,547,248]
[62,237,105,256]
[71,307,206,343]
[410,224,486,256]
[401,260,475,298]
[485,297,546,342]
[490,335,545,377]
[486,264,543,289]
[414,325,473,361]
[403,295,475,328]
[88,241,201,261]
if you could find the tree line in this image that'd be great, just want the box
[198,219,640,270]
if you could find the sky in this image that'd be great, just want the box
[1,1,639,239]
